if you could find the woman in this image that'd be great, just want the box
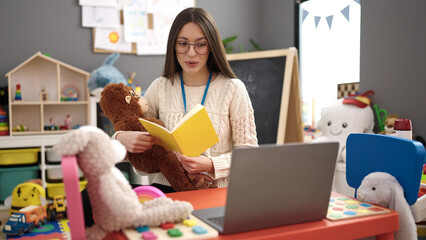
[114,7,258,191]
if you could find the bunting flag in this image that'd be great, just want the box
[326,15,334,29]
[341,5,350,21]
[302,9,309,22]
[301,0,360,29]
[314,16,321,28]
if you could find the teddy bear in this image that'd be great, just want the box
[99,83,216,191]
[357,172,417,240]
[53,126,193,240]
[87,53,128,98]
[313,91,375,163]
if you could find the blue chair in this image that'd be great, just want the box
[346,133,426,205]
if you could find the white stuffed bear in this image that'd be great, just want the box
[313,95,374,162]
[357,172,417,240]
[53,126,193,240]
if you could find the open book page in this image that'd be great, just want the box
[172,105,219,157]
[139,104,219,157]
[172,104,204,132]
[138,118,182,153]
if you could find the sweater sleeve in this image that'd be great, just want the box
[208,79,258,181]
[229,80,258,147]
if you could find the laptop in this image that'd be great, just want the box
[193,142,339,234]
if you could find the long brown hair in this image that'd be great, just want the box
[163,7,236,81]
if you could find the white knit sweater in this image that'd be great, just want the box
[139,73,258,188]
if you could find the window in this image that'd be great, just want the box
[299,0,360,128]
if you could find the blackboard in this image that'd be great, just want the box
[227,48,303,144]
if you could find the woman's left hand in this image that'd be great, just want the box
[175,153,214,174]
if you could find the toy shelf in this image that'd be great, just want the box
[0,134,64,219]
[5,52,91,136]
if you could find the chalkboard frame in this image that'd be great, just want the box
[227,48,303,144]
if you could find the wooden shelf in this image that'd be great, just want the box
[5,52,91,136]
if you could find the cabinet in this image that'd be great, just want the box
[0,134,64,216]
[6,52,91,136]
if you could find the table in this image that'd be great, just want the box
[165,188,399,240]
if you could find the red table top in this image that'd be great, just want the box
[166,188,399,240]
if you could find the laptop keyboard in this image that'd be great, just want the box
[208,216,224,227]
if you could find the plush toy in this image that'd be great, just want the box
[313,91,375,162]
[87,53,128,97]
[378,114,399,135]
[53,126,193,240]
[357,172,417,240]
[4,182,47,215]
[99,83,216,191]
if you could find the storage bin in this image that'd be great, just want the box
[0,148,40,165]
[46,148,62,163]
[46,180,87,199]
[46,165,84,180]
[0,165,39,202]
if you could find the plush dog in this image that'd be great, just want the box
[378,114,399,135]
[53,126,193,240]
[99,83,216,191]
[357,172,417,240]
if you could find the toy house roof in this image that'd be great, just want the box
[5,51,90,77]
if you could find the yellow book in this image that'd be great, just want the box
[139,104,219,157]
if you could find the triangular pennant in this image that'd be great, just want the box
[302,9,309,23]
[326,15,334,29]
[314,16,321,28]
[341,5,350,21]
[353,0,360,4]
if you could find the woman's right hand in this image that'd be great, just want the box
[115,131,155,153]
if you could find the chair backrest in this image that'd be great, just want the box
[346,133,426,205]
[61,155,86,240]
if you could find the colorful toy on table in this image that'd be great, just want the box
[53,126,193,240]
[87,52,128,98]
[61,85,78,101]
[4,182,47,215]
[357,172,417,240]
[123,214,218,240]
[0,107,9,135]
[14,84,22,101]
[313,90,375,162]
[327,195,390,221]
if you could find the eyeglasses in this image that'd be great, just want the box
[175,41,209,55]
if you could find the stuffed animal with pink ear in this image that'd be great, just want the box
[53,126,193,240]
[356,172,417,240]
